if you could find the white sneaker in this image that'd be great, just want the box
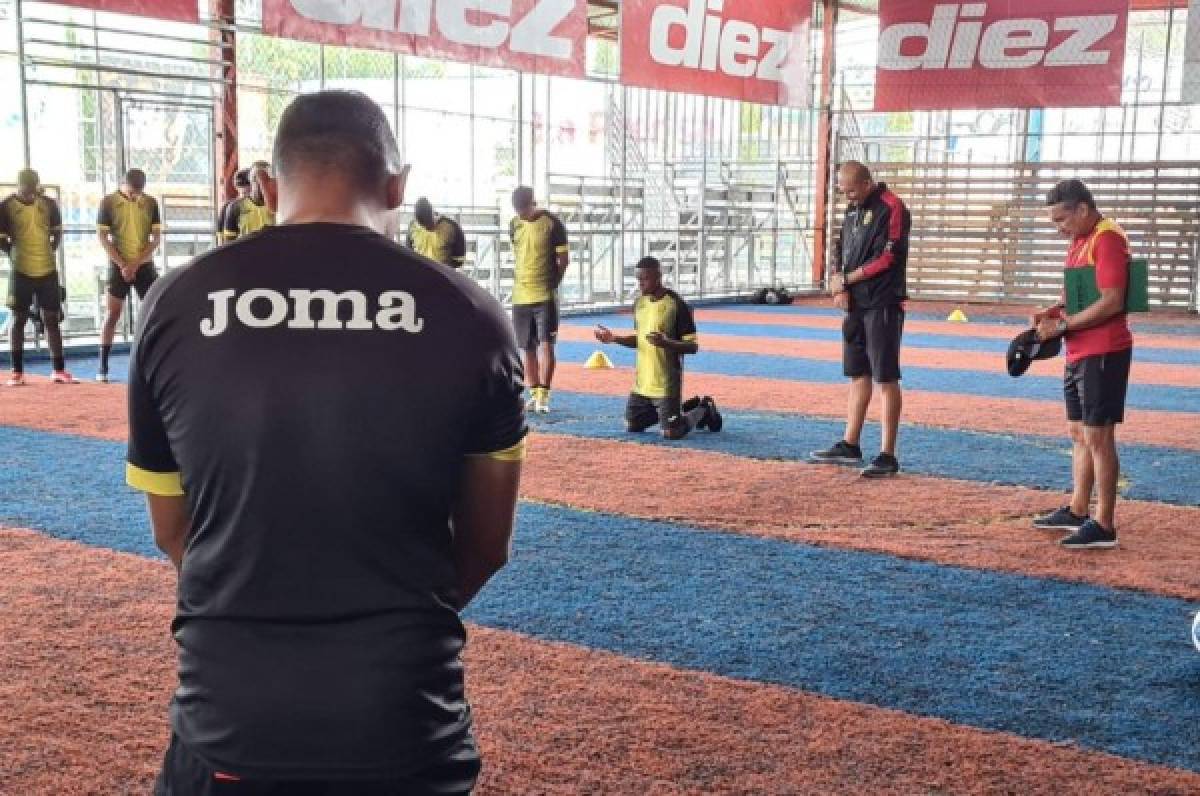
[52,370,79,384]
[5,371,27,387]
[535,392,551,414]
[525,393,539,412]
[95,371,110,384]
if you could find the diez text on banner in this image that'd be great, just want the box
[875,1,1129,111]
[49,0,199,23]
[620,0,811,106]
[263,0,587,78]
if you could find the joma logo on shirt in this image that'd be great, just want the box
[201,288,425,336]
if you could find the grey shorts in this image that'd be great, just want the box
[512,300,558,349]
[625,387,685,435]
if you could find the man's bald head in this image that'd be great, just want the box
[837,161,875,203]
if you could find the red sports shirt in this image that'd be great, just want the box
[1063,218,1133,363]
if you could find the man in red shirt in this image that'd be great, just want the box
[1031,179,1133,550]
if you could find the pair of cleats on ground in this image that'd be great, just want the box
[5,370,79,387]
[1032,506,1118,549]
[680,395,722,432]
[810,440,899,479]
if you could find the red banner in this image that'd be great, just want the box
[263,0,587,78]
[49,0,199,23]
[620,0,811,106]
[875,1,1129,111]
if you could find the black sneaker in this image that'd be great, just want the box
[861,452,900,478]
[1032,506,1088,531]
[701,396,722,432]
[810,440,863,465]
[1059,519,1117,550]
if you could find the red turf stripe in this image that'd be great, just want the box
[548,364,1200,451]
[558,325,1200,388]
[3,527,1198,795]
[6,368,1197,453]
[520,434,1200,601]
[697,308,1200,351]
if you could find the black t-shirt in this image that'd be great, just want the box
[126,222,527,779]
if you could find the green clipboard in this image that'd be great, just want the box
[1064,259,1149,315]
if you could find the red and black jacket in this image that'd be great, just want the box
[836,183,910,310]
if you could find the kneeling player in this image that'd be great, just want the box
[594,256,721,440]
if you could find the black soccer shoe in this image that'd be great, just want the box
[1032,506,1088,532]
[810,440,863,465]
[1059,519,1118,550]
[701,396,722,432]
[861,452,900,479]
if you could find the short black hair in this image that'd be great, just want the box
[636,256,661,270]
[234,168,251,188]
[126,168,147,191]
[1046,179,1097,212]
[273,90,402,189]
[512,186,535,210]
[414,197,434,225]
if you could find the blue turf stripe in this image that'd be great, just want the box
[1,424,1198,772]
[699,304,1200,338]
[548,340,1200,414]
[8,356,1199,505]
[37,348,1200,414]
[523,392,1199,506]
[569,314,1200,366]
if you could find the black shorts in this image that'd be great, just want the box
[1064,348,1132,427]
[107,261,159,300]
[625,389,686,436]
[512,299,559,349]
[843,305,904,383]
[153,734,480,796]
[6,272,62,314]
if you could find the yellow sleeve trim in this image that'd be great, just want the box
[223,231,238,240]
[96,224,111,231]
[126,463,184,497]
[468,438,527,463]
[682,333,698,342]
[151,224,164,231]
[554,245,569,254]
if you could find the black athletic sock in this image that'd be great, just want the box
[100,345,112,371]
[52,355,65,372]
[11,346,23,374]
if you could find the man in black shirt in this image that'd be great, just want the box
[127,90,526,794]
[811,161,911,478]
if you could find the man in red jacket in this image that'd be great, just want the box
[1030,179,1133,550]
[812,161,911,479]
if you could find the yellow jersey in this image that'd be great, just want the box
[407,217,466,267]
[223,197,275,240]
[97,191,162,263]
[633,289,698,399]
[509,211,568,305]
[1,193,62,278]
